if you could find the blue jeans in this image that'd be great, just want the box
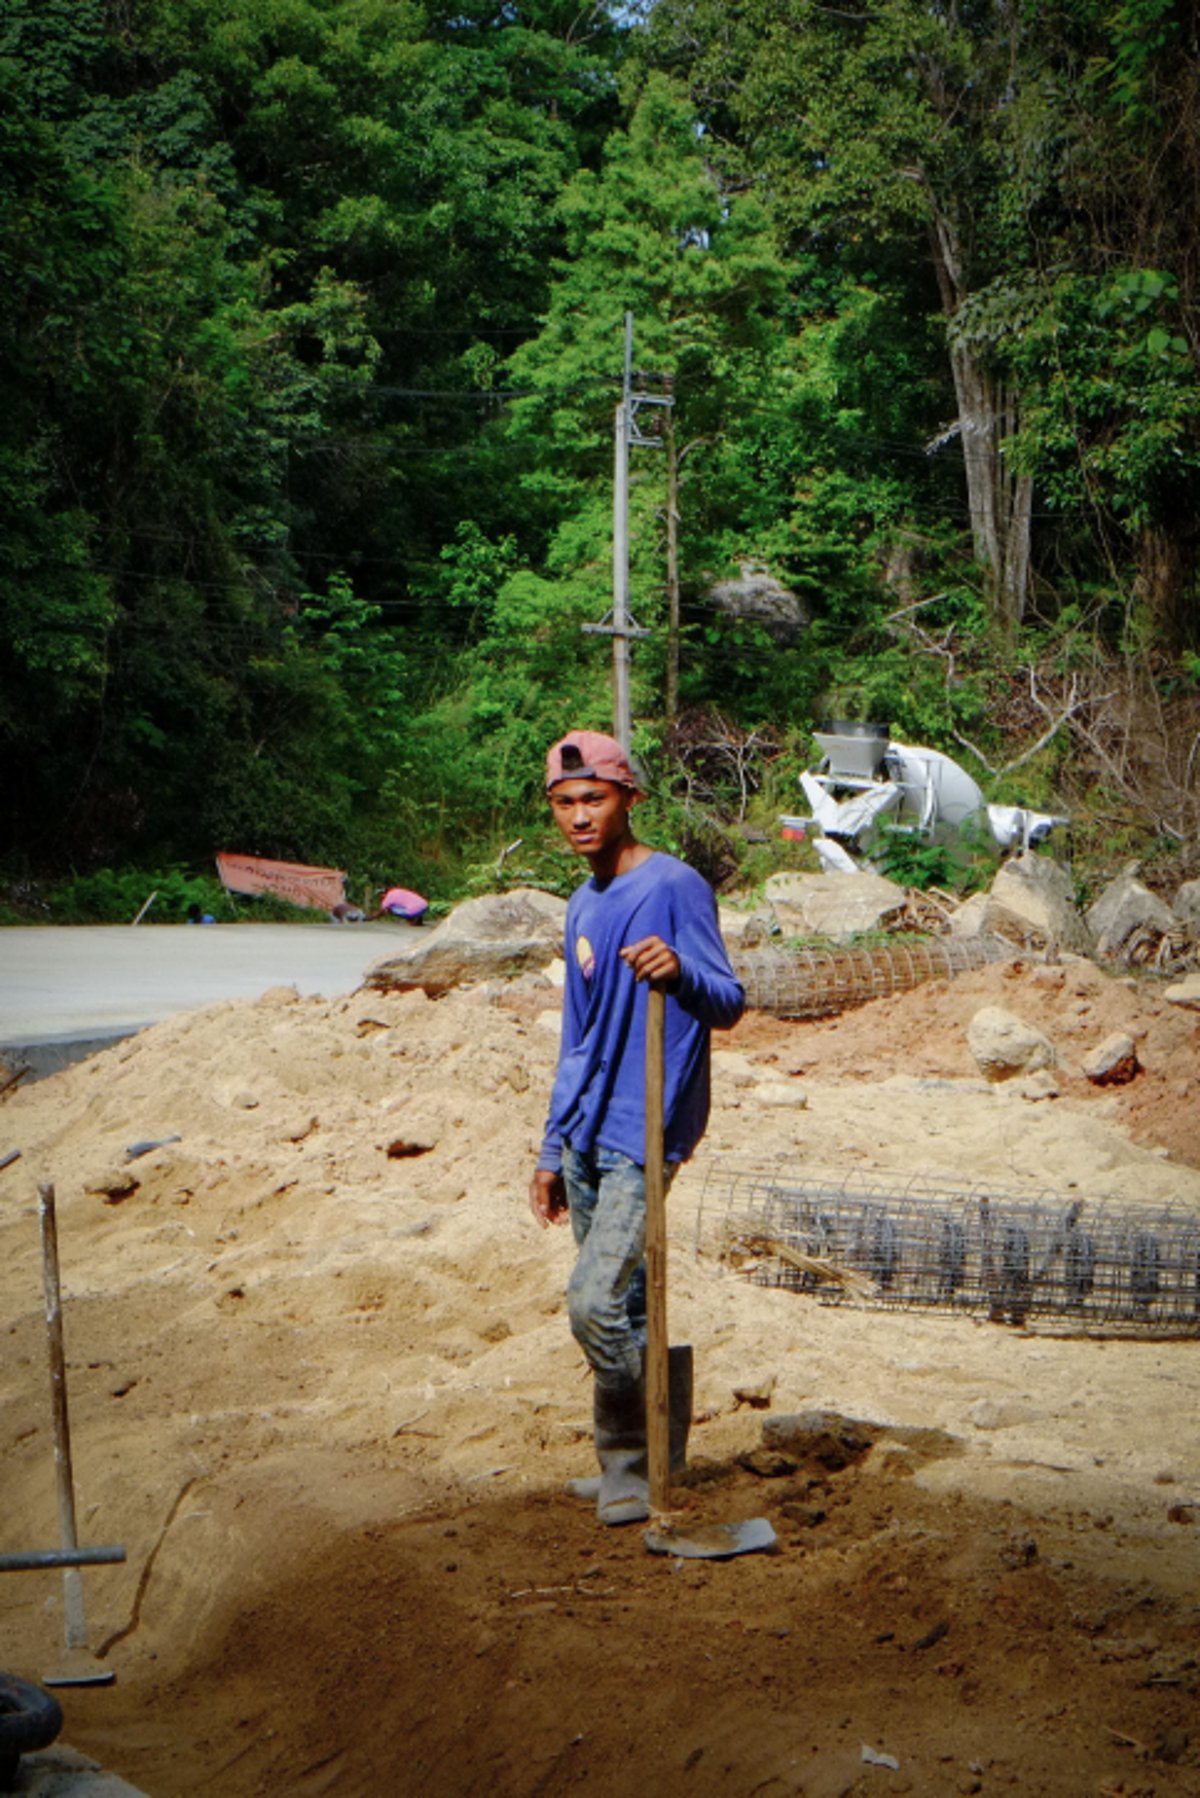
[562,1144,673,1390]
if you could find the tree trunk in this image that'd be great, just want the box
[932,219,1033,628]
[1133,527,1194,653]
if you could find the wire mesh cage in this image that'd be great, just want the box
[696,1164,1200,1336]
[731,934,1013,1020]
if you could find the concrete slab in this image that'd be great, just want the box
[0,922,411,1052]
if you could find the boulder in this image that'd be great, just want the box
[1086,872,1177,962]
[946,890,992,939]
[1081,1031,1140,1086]
[366,887,567,996]
[967,1005,1057,1081]
[1174,879,1200,933]
[982,851,1092,954]
[711,1049,759,1088]
[761,1411,876,1470]
[719,905,776,948]
[753,1078,809,1109]
[762,870,907,942]
[1164,975,1200,1013]
[707,563,810,645]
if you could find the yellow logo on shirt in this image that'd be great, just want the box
[575,934,595,979]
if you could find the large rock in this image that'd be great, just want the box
[946,890,993,940]
[707,564,810,645]
[718,904,776,948]
[981,851,1092,954]
[1086,872,1177,962]
[967,1005,1057,1081]
[761,1411,876,1470]
[1164,974,1200,1013]
[1173,879,1200,932]
[762,871,907,942]
[365,887,567,996]
[1080,1031,1140,1086]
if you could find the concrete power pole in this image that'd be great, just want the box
[583,313,673,753]
[612,313,634,752]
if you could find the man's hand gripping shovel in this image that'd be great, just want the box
[641,986,776,1561]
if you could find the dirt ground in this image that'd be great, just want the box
[2,949,1200,1797]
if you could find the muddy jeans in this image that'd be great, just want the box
[562,1143,673,1390]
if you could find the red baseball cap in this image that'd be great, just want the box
[545,730,642,793]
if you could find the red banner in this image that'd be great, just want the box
[216,853,347,913]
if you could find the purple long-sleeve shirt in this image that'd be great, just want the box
[537,851,744,1174]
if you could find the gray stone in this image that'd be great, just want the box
[1081,1031,1140,1086]
[983,851,1092,954]
[946,890,992,939]
[707,563,810,645]
[1174,879,1200,932]
[762,1410,876,1469]
[1086,873,1177,962]
[719,905,776,948]
[967,1005,1057,1081]
[762,870,907,941]
[711,1048,759,1087]
[1164,975,1200,1012]
[366,887,567,996]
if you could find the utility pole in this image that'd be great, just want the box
[612,314,634,751]
[583,313,673,752]
[663,378,680,724]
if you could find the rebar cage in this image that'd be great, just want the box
[731,934,1012,1021]
[697,1164,1200,1336]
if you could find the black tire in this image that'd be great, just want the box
[0,1671,64,1777]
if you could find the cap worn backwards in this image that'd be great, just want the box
[545,730,641,793]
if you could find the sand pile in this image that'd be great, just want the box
[1,957,1199,1796]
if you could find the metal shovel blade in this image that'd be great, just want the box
[643,1516,778,1560]
[42,1647,115,1688]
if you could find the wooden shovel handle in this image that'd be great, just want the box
[38,1183,87,1652]
[644,986,669,1513]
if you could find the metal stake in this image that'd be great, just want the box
[37,1182,114,1686]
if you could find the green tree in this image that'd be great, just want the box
[642,0,1200,645]
[504,73,801,722]
[1001,0,1200,648]
[640,0,1064,628]
[0,0,624,876]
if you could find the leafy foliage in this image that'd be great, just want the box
[0,0,1197,904]
[46,867,234,924]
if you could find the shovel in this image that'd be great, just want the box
[641,987,776,1561]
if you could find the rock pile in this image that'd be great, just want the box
[721,855,1200,973]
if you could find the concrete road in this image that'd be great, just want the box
[0,923,405,1058]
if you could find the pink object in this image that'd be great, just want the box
[545,730,641,793]
[380,886,428,918]
[217,852,345,912]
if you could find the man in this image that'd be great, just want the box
[529,729,744,1524]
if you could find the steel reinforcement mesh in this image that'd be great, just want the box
[696,1165,1200,1336]
[730,934,1013,1020]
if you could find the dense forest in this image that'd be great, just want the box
[2,0,1198,915]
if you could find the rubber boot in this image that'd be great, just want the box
[567,1345,693,1507]
[668,1343,694,1471]
[594,1373,648,1526]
